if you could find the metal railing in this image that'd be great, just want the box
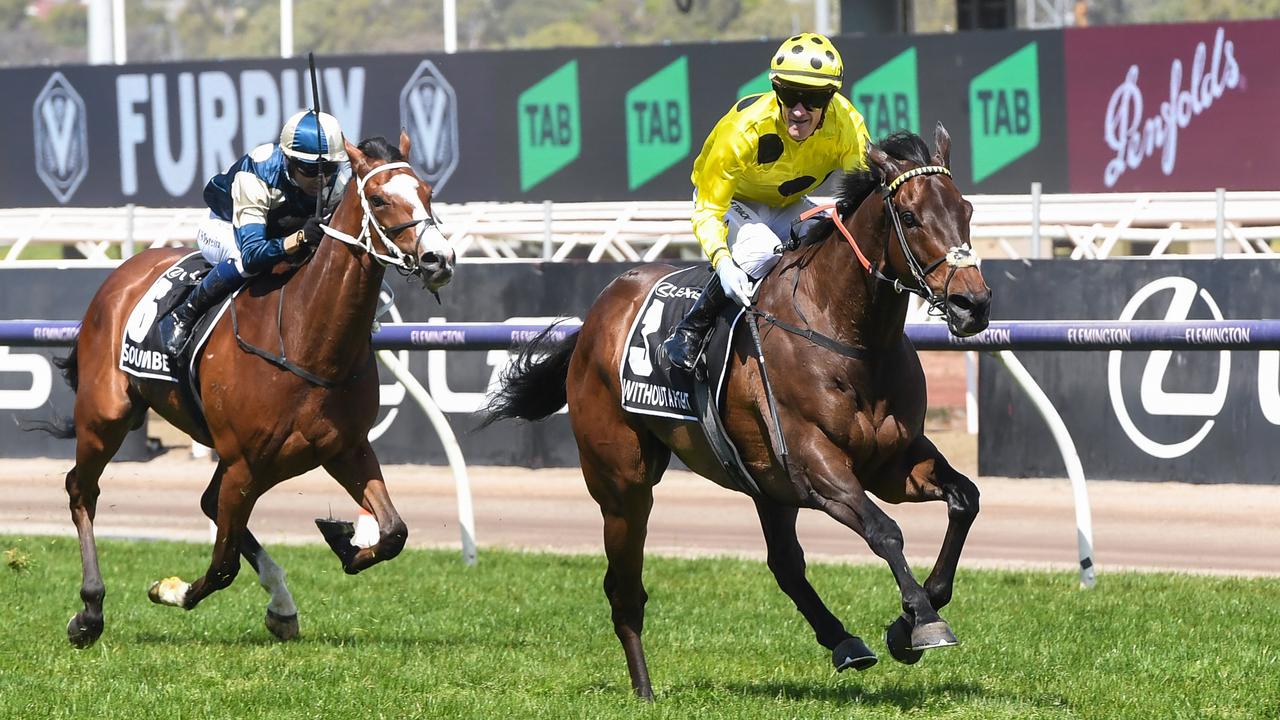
[3,190,1278,265]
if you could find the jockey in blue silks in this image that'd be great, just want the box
[159,109,351,356]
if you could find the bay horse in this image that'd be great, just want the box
[44,132,455,648]
[485,125,990,699]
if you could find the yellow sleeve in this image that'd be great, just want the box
[690,133,748,269]
[840,106,872,172]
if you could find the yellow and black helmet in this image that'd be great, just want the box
[768,33,844,90]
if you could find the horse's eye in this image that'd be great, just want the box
[900,211,918,228]
[369,195,387,208]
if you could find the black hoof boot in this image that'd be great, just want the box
[885,615,924,665]
[832,636,878,672]
[315,518,360,572]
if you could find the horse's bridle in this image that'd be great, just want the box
[877,165,978,323]
[803,164,978,334]
[319,161,439,279]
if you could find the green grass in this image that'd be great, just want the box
[1,536,1277,719]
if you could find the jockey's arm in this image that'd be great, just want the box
[690,139,746,270]
[230,171,291,274]
[837,102,873,173]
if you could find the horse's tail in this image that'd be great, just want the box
[24,342,78,439]
[480,322,580,428]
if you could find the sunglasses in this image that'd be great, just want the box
[773,84,835,111]
[292,161,340,178]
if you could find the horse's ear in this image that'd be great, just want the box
[398,128,412,160]
[865,143,901,184]
[345,139,368,175]
[933,121,952,169]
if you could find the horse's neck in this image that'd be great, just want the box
[285,193,386,374]
[777,205,910,354]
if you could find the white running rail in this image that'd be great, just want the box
[3,191,1278,265]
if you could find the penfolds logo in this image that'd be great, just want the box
[1102,26,1240,187]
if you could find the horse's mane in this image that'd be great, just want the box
[357,136,404,162]
[801,131,933,247]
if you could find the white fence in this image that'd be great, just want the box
[3,190,1278,265]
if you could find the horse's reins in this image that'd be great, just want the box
[759,164,979,351]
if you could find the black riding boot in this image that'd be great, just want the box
[662,274,730,372]
[159,259,244,357]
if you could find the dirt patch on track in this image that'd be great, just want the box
[5,434,1279,577]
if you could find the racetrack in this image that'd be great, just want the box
[5,434,1280,577]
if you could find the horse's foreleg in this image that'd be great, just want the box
[322,440,407,574]
[199,463,298,640]
[754,498,877,672]
[807,457,957,653]
[877,436,979,664]
[150,461,258,611]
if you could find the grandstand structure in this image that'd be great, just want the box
[3,190,1278,266]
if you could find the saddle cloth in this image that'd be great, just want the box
[619,266,746,420]
[118,252,233,386]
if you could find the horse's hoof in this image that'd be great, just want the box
[315,518,359,568]
[832,636,878,672]
[148,576,189,607]
[66,612,102,649]
[885,615,923,665]
[265,609,300,641]
[910,620,959,651]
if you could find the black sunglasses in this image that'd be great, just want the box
[773,84,835,111]
[292,160,340,178]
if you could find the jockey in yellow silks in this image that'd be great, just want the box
[662,32,871,372]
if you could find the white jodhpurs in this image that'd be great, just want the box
[721,197,817,279]
[194,213,250,276]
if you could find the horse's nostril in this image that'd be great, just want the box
[948,293,974,313]
[422,252,439,266]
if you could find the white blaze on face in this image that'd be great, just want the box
[383,173,450,259]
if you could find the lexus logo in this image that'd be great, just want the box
[399,61,459,191]
[1108,276,1228,458]
[33,72,88,203]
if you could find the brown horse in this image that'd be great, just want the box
[485,125,990,699]
[43,132,454,648]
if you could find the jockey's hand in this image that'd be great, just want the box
[302,216,326,246]
[716,259,754,307]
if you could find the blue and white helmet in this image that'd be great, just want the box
[279,110,348,164]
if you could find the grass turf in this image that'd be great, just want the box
[1,535,1277,719]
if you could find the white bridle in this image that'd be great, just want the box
[319,161,436,272]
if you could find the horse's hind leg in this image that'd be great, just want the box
[576,419,669,702]
[320,439,407,574]
[65,375,145,647]
[149,459,260,612]
[198,463,299,640]
[874,435,979,664]
[754,499,877,672]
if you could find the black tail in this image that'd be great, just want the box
[480,321,580,428]
[24,343,78,439]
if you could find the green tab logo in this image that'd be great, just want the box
[625,56,691,190]
[736,70,771,101]
[851,48,918,140]
[517,61,581,192]
[969,42,1040,183]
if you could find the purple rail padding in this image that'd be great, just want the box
[3,319,1280,351]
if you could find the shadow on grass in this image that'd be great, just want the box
[692,678,987,708]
